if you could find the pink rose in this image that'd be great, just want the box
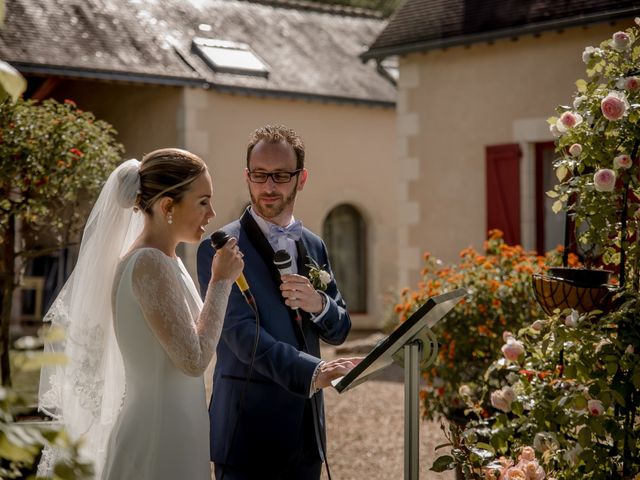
[593,169,616,192]
[519,460,545,480]
[556,111,583,132]
[613,154,632,170]
[549,124,561,138]
[519,446,536,462]
[624,76,640,91]
[498,456,515,469]
[564,309,579,327]
[612,31,631,51]
[588,399,604,416]
[569,143,582,157]
[490,390,512,413]
[502,337,525,361]
[501,386,516,404]
[601,91,628,121]
[502,467,526,480]
[531,320,546,331]
[502,330,514,342]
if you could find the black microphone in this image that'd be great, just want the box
[273,249,301,321]
[211,230,254,307]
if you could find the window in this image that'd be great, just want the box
[322,204,366,313]
[377,56,399,84]
[192,37,270,78]
[535,142,565,253]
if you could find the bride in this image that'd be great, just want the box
[38,148,244,479]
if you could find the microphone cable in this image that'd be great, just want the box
[211,232,260,480]
[274,249,332,480]
[219,301,259,480]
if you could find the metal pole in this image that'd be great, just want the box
[404,340,421,480]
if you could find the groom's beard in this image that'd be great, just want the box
[250,180,299,220]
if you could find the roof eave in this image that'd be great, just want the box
[12,62,209,88]
[11,63,396,106]
[210,83,396,108]
[361,7,640,62]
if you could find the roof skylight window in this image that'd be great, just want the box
[192,37,270,78]
[380,56,399,82]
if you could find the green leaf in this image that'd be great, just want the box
[552,200,563,214]
[431,455,455,472]
[573,395,587,410]
[575,79,588,93]
[556,165,568,182]
[475,442,495,454]
[546,190,559,198]
[578,426,592,447]
[511,401,524,416]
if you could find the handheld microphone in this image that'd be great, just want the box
[211,230,254,307]
[273,249,301,321]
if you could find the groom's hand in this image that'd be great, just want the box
[280,274,324,313]
[315,357,362,389]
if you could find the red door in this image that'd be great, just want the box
[486,144,522,245]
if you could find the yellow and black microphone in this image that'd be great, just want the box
[211,230,255,307]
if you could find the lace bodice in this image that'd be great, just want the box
[115,247,232,377]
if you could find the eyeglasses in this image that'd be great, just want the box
[247,169,302,183]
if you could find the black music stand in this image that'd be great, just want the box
[332,288,466,480]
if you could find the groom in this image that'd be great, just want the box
[197,124,354,479]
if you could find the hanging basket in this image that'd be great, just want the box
[532,269,616,316]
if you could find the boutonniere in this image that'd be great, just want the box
[306,256,331,291]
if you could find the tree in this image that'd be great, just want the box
[0,97,123,385]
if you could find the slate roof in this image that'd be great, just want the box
[363,0,640,61]
[0,0,396,105]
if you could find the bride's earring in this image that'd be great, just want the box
[167,212,173,225]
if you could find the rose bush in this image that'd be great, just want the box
[548,20,640,273]
[392,230,577,421]
[429,21,640,479]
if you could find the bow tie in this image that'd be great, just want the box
[268,221,303,242]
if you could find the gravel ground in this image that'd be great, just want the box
[206,335,456,479]
[320,343,455,480]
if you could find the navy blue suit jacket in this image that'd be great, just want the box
[197,209,351,470]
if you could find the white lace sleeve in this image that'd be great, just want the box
[130,249,232,377]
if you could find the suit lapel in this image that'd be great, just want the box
[239,210,281,289]
[297,234,321,358]
[240,209,307,348]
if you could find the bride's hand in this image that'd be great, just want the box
[211,237,244,283]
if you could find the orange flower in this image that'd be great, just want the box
[519,369,536,382]
[492,298,501,308]
[448,341,456,360]
[489,229,504,240]
[477,325,490,336]
[537,370,552,380]
[394,304,403,314]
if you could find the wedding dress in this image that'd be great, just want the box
[100,247,230,480]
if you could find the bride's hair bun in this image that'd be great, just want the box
[115,160,141,209]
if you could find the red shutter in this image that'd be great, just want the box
[486,144,521,245]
